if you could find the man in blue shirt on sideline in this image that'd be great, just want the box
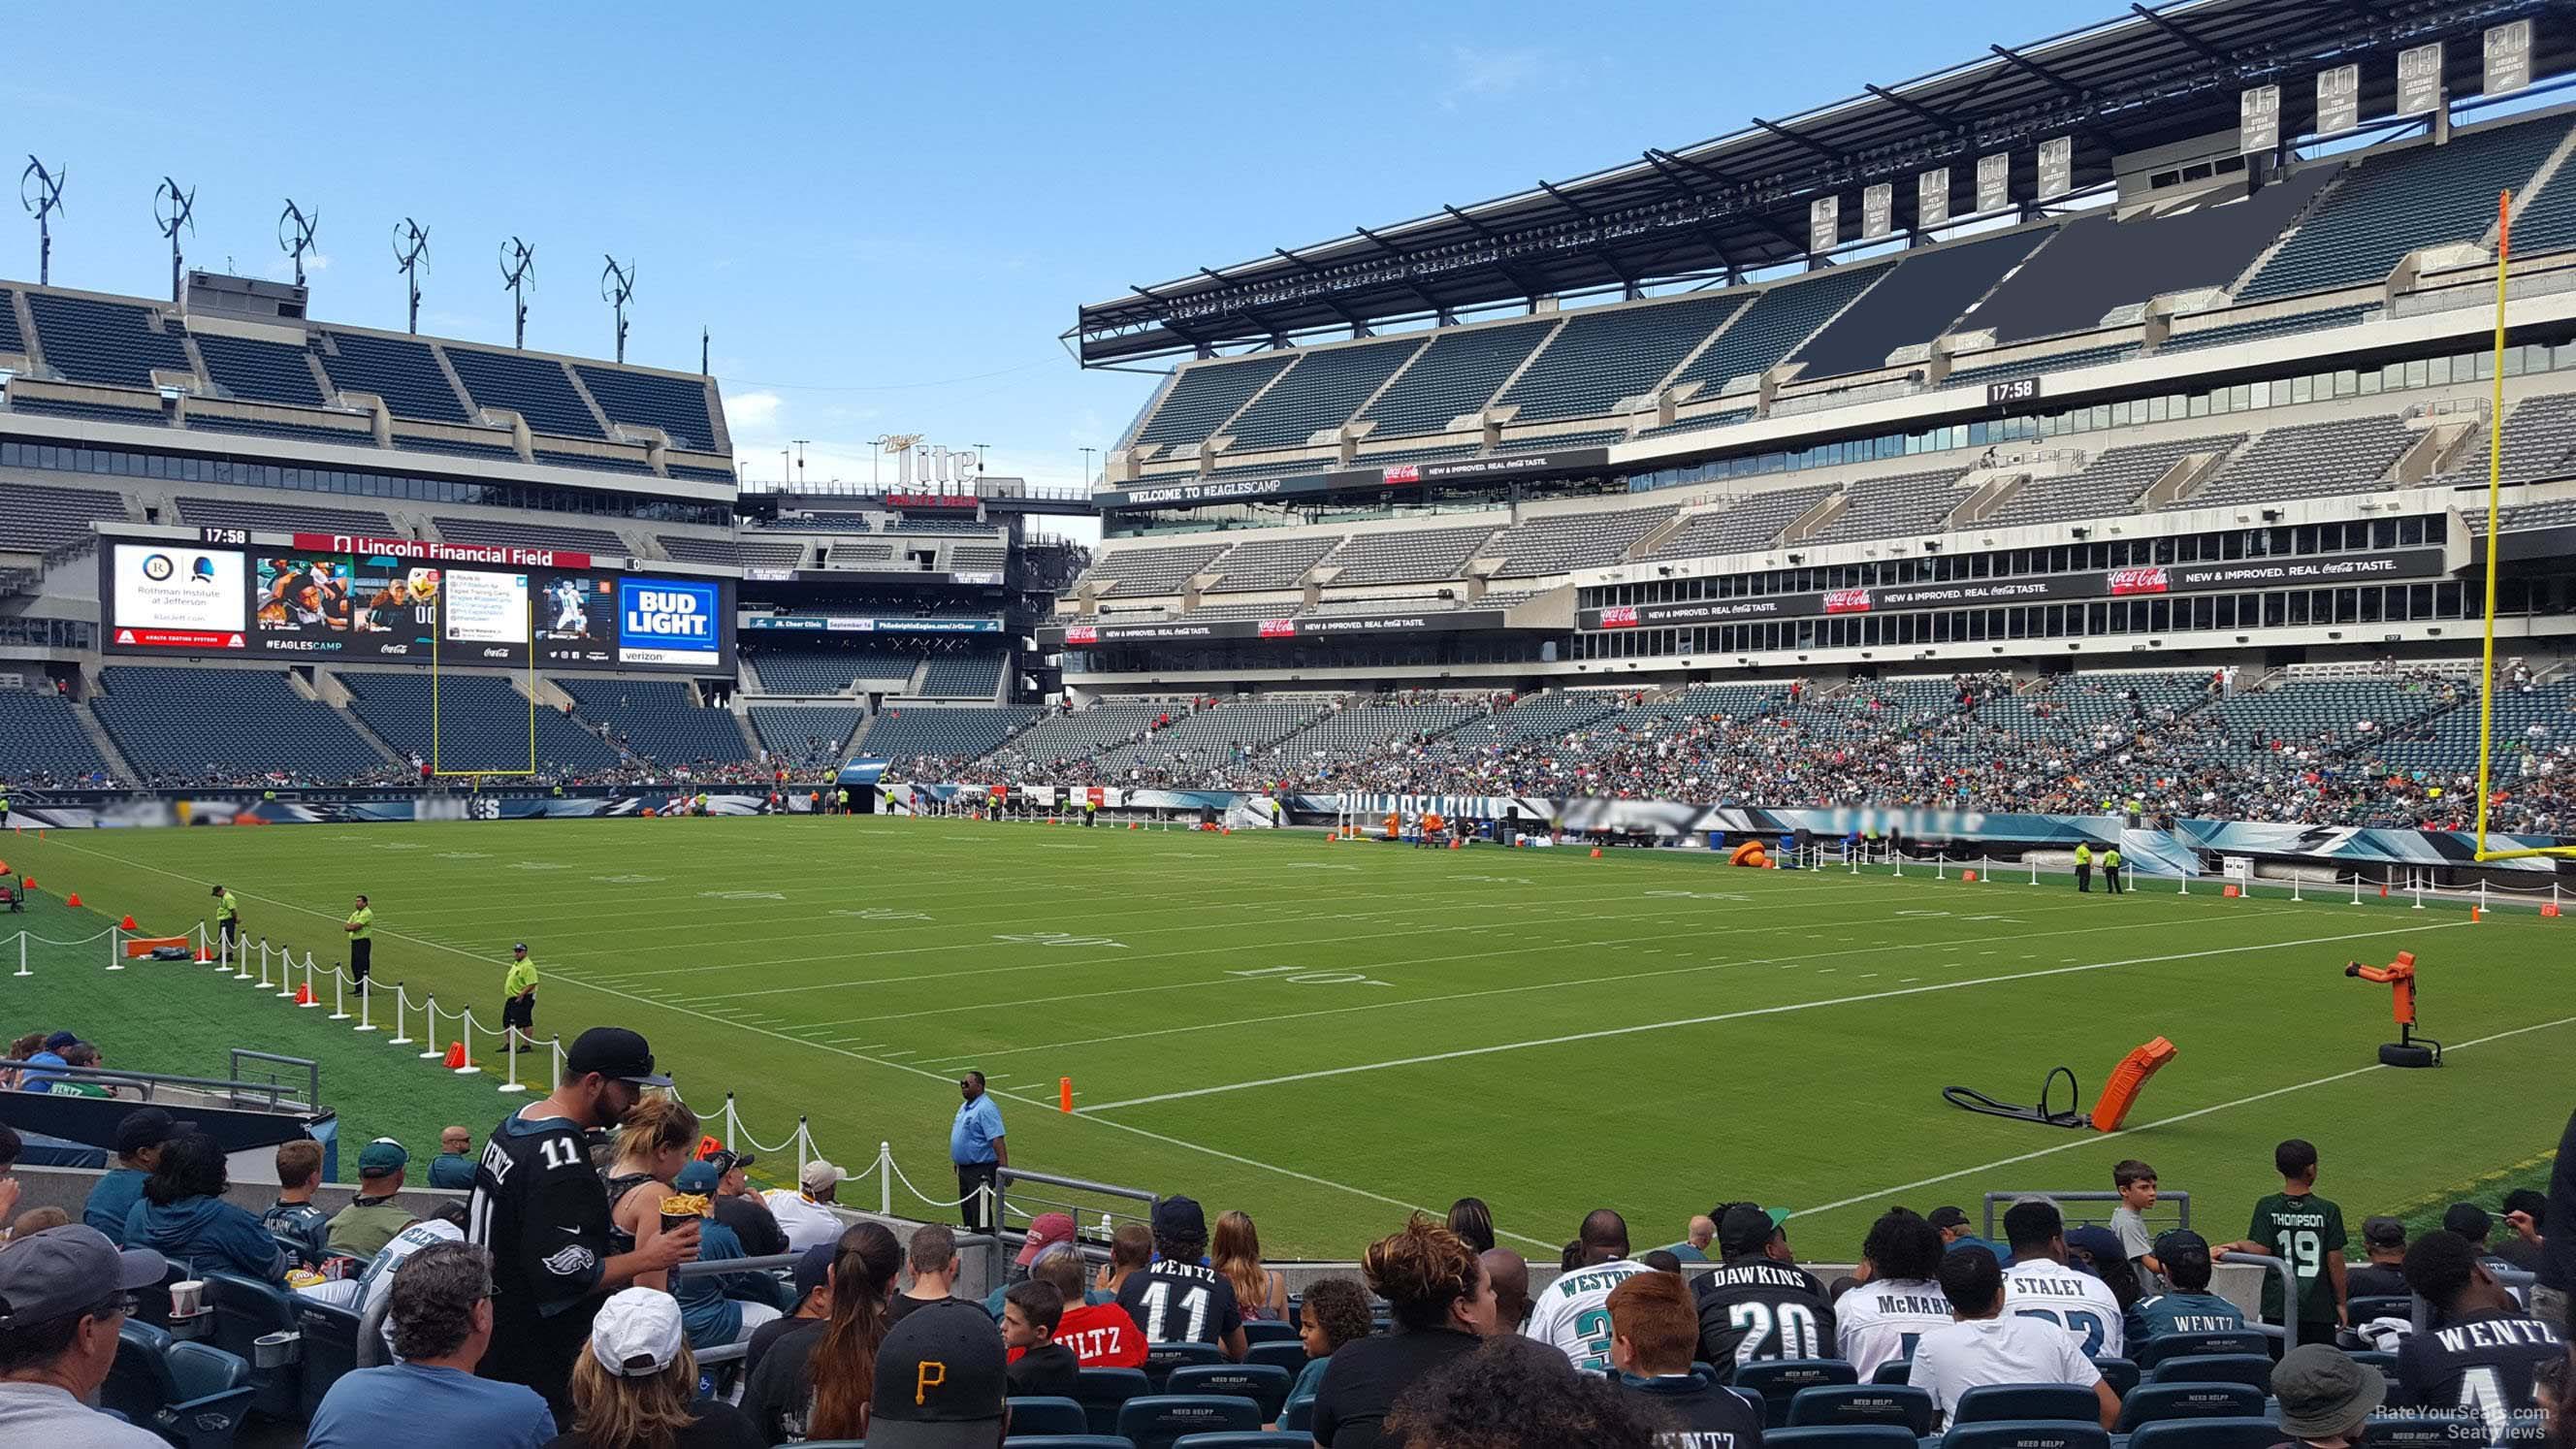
[305,1239,554,1449]
[952,1069,1007,1233]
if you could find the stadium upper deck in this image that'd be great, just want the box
[1050,4,2576,691]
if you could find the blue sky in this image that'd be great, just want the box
[4,1,2069,490]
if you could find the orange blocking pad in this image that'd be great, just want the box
[2090,1036,2178,1132]
[121,936,188,959]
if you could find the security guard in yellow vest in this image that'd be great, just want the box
[2102,846,2124,894]
[2074,843,2094,893]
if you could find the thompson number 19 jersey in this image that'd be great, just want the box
[1524,1260,1653,1372]
[1835,1276,1954,1380]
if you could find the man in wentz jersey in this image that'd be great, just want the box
[1695,1204,1835,1381]
[1999,1199,2126,1358]
[2394,1228,2565,1445]
[1523,1209,1652,1373]
[1112,1197,1245,1361]
[468,1027,699,1418]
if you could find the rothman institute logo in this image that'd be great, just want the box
[141,553,176,582]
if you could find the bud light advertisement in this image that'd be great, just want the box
[618,577,721,667]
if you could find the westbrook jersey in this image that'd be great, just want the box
[2003,1258,2125,1358]
[1526,1260,1653,1372]
[2394,1307,2564,1446]
[1836,1276,1953,1379]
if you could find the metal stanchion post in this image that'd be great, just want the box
[257,941,274,990]
[388,986,413,1046]
[106,927,123,971]
[1937,853,1947,881]
[497,1034,524,1094]
[276,950,300,999]
[454,1014,480,1075]
[2350,875,2364,907]
[879,1142,893,1217]
[14,934,26,979]
[353,977,375,1032]
[418,999,444,1060]
[329,969,349,1019]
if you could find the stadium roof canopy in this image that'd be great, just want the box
[1071,0,2570,367]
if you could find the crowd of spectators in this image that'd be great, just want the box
[904,666,2576,837]
[5,1023,2570,1445]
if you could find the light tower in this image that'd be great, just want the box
[498,237,535,348]
[600,255,635,364]
[152,177,196,302]
[278,199,319,288]
[20,157,64,286]
[393,219,430,334]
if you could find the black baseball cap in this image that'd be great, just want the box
[564,1027,671,1087]
[2362,1216,2406,1249]
[870,1301,1008,1447]
[1927,1206,1971,1232]
[1152,1196,1207,1243]
[791,1242,835,1307]
[704,1148,754,1176]
[2443,1203,2493,1241]
[113,1107,190,1159]
[1719,1204,1785,1258]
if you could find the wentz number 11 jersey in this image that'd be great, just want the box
[1113,1261,1241,1348]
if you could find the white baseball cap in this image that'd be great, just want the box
[801,1159,849,1194]
[590,1288,686,1377]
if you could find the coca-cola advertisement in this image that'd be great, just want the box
[1599,605,1640,628]
[1822,588,1874,614]
[1258,618,1297,638]
[2109,566,2172,596]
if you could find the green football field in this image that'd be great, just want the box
[2,816,2565,1259]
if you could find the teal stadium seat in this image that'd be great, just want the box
[1115,1394,1264,1449]
[1937,1423,2109,1449]
[1949,1383,2100,1424]
[2125,1418,2283,1449]
[1786,1383,1933,1433]
[1003,1395,1089,1435]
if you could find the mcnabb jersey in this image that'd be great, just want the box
[2003,1258,2126,1358]
[468,1109,613,1392]
[1693,1258,1836,1381]
[1835,1276,1953,1380]
[1115,1260,1242,1347]
[2394,1307,2565,1445]
[1524,1260,1652,1372]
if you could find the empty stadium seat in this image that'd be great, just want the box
[1645,483,1835,560]
[573,365,721,451]
[1734,1359,1858,1426]
[91,667,387,784]
[1004,1395,1090,1435]
[2114,1380,2265,1432]
[657,533,740,565]
[320,333,469,423]
[1205,533,1341,593]
[2345,1296,2412,1326]
[104,1320,258,1449]
[0,479,132,552]
[1984,433,2244,529]
[2124,1419,2282,1449]
[1115,1394,1264,1449]
[861,706,1042,765]
[2367,1414,2469,1445]
[1167,1362,1294,1422]
[1499,293,1745,422]
[1482,504,1676,576]
[1279,1395,1314,1432]
[443,347,603,438]
[1358,320,1554,436]
[1000,1438,1132,1449]
[1949,1383,2099,1424]
[1671,264,1886,396]
[1787,1383,1933,1434]
[2131,1330,2271,1369]
[1936,1423,2108,1449]
[2178,413,2413,510]
[1138,354,1297,449]
[1141,1341,1228,1391]
[25,292,191,387]
[1868,1358,1913,1385]
[751,703,865,765]
[340,669,621,775]
[1239,1321,1300,1346]
[293,1298,363,1422]
[193,332,327,408]
[1243,1340,1310,1375]
[2142,1353,2271,1392]
[1072,1367,1151,1435]
[1316,525,1497,585]
[1220,338,1423,449]
[175,496,395,536]
[202,1271,303,1419]
[1079,542,1232,596]
[1765,1428,1918,1448]
[1171,1435,1315,1449]
[747,646,918,695]
[556,678,751,765]
[0,688,112,782]
[1805,467,1970,546]
[917,652,1005,698]
[431,515,626,553]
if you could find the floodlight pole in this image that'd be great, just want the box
[21,157,65,286]
[394,219,430,334]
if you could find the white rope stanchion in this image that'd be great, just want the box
[418,998,445,1060]
[2177,865,2188,896]
[14,933,27,979]
[497,1031,525,1094]
[274,948,298,999]
[105,926,123,972]
[548,1036,564,1093]
[353,977,375,1033]
[1892,849,1903,878]
[329,967,349,1019]
[879,1142,894,1216]
[722,1095,739,1152]
[2413,879,2426,911]
[2290,872,2303,903]
[2028,855,2040,886]
[2350,875,2364,907]
[2478,878,2489,921]
[388,986,415,1046]
[256,940,274,990]
[233,937,253,982]
[1936,853,1947,882]
[454,1013,481,1075]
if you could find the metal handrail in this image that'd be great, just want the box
[0,1056,316,1112]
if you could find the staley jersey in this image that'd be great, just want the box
[1693,1259,1836,1381]
[2394,1307,2565,1446]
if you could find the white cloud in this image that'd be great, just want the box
[1439,44,1548,108]
[724,391,782,432]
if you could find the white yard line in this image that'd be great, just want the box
[1079,922,2469,1112]
[1794,1014,2576,1217]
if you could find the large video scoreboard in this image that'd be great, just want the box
[98,528,734,675]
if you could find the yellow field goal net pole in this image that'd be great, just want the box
[431,584,538,785]
[2473,187,2576,862]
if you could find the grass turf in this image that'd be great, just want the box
[0,816,2564,1258]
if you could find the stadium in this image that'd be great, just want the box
[1,1,2573,1446]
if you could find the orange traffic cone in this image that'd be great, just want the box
[443,1041,467,1070]
[1962,870,1978,884]
[1589,847,1602,858]
[64,892,80,909]
[294,982,315,1006]
[119,914,137,931]
[18,878,31,890]
[194,945,213,963]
